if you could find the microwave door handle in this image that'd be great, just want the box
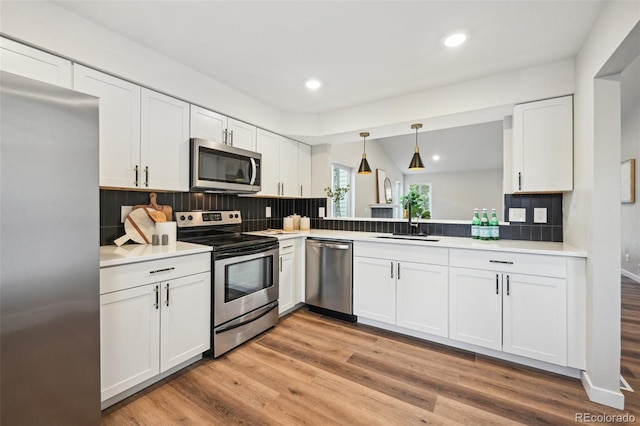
[249,158,257,185]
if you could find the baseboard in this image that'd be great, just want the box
[581,371,625,409]
[621,268,640,283]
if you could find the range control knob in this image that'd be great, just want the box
[234,214,239,218]
[179,215,186,221]
[187,215,193,221]
[229,214,234,219]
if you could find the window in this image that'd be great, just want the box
[331,163,353,217]
[404,183,432,218]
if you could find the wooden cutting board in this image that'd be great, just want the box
[133,192,173,222]
[114,208,157,246]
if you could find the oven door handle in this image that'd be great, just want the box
[249,158,257,185]
[216,244,279,260]
[215,301,278,334]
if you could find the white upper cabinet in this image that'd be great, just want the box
[512,95,573,193]
[256,129,306,197]
[190,105,226,143]
[74,65,141,188]
[74,66,189,191]
[227,118,257,151]
[298,143,312,197]
[256,129,280,195]
[141,88,190,191]
[0,37,72,88]
[189,105,256,151]
[279,137,299,197]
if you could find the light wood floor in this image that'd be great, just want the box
[103,279,640,425]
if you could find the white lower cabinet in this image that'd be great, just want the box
[278,238,304,315]
[449,249,568,366]
[353,242,448,335]
[100,283,160,401]
[100,254,210,403]
[396,262,448,337]
[278,247,295,314]
[354,257,396,324]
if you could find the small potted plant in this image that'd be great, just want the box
[325,185,350,217]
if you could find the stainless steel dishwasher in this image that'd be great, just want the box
[305,238,356,322]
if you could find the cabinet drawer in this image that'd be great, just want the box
[449,249,566,278]
[354,241,448,266]
[100,253,211,294]
[279,240,296,255]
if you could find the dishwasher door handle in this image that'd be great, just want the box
[307,241,351,250]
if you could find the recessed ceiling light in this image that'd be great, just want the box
[444,33,467,48]
[432,154,440,161]
[305,79,322,90]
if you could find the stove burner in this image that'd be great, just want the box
[176,210,278,254]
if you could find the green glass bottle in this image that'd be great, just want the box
[471,209,480,239]
[480,208,490,241]
[490,208,500,240]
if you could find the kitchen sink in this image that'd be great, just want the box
[375,234,439,242]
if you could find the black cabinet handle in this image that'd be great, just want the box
[518,172,522,191]
[507,275,510,296]
[165,283,170,307]
[390,261,394,278]
[490,260,514,265]
[134,165,139,187]
[496,274,499,294]
[154,285,159,309]
[144,166,149,187]
[398,263,401,280]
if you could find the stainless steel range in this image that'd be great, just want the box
[176,211,279,357]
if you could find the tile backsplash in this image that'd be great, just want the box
[100,190,563,245]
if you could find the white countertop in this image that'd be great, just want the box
[247,229,587,257]
[100,242,212,268]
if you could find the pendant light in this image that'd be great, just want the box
[408,123,425,170]
[358,131,372,174]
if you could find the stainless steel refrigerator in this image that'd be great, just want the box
[0,71,101,425]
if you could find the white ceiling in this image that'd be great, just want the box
[53,0,605,115]
[377,120,504,174]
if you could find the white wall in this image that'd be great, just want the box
[566,0,640,409]
[620,55,640,282]
[313,139,404,217]
[405,170,503,221]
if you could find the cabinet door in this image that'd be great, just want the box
[74,65,142,188]
[0,37,72,88]
[160,272,211,372]
[190,105,226,143]
[278,252,295,314]
[512,95,573,193]
[449,268,502,350]
[298,142,312,197]
[279,137,300,196]
[354,256,395,324]
[503,273,567,365]
[227,118,256,151]
[256,129,280,196]
[100,284,160,402]
[396,262,448,337]
[141,88,190,191]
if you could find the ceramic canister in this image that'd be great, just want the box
[300,217,310,231]
[283,216,294,231]
[291,213,301,230]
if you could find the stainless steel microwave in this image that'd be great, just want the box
[190,138,262,193]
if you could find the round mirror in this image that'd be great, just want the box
[384,177,392,204]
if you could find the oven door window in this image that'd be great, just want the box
[199,148,254,185]
[225,256,274,302]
